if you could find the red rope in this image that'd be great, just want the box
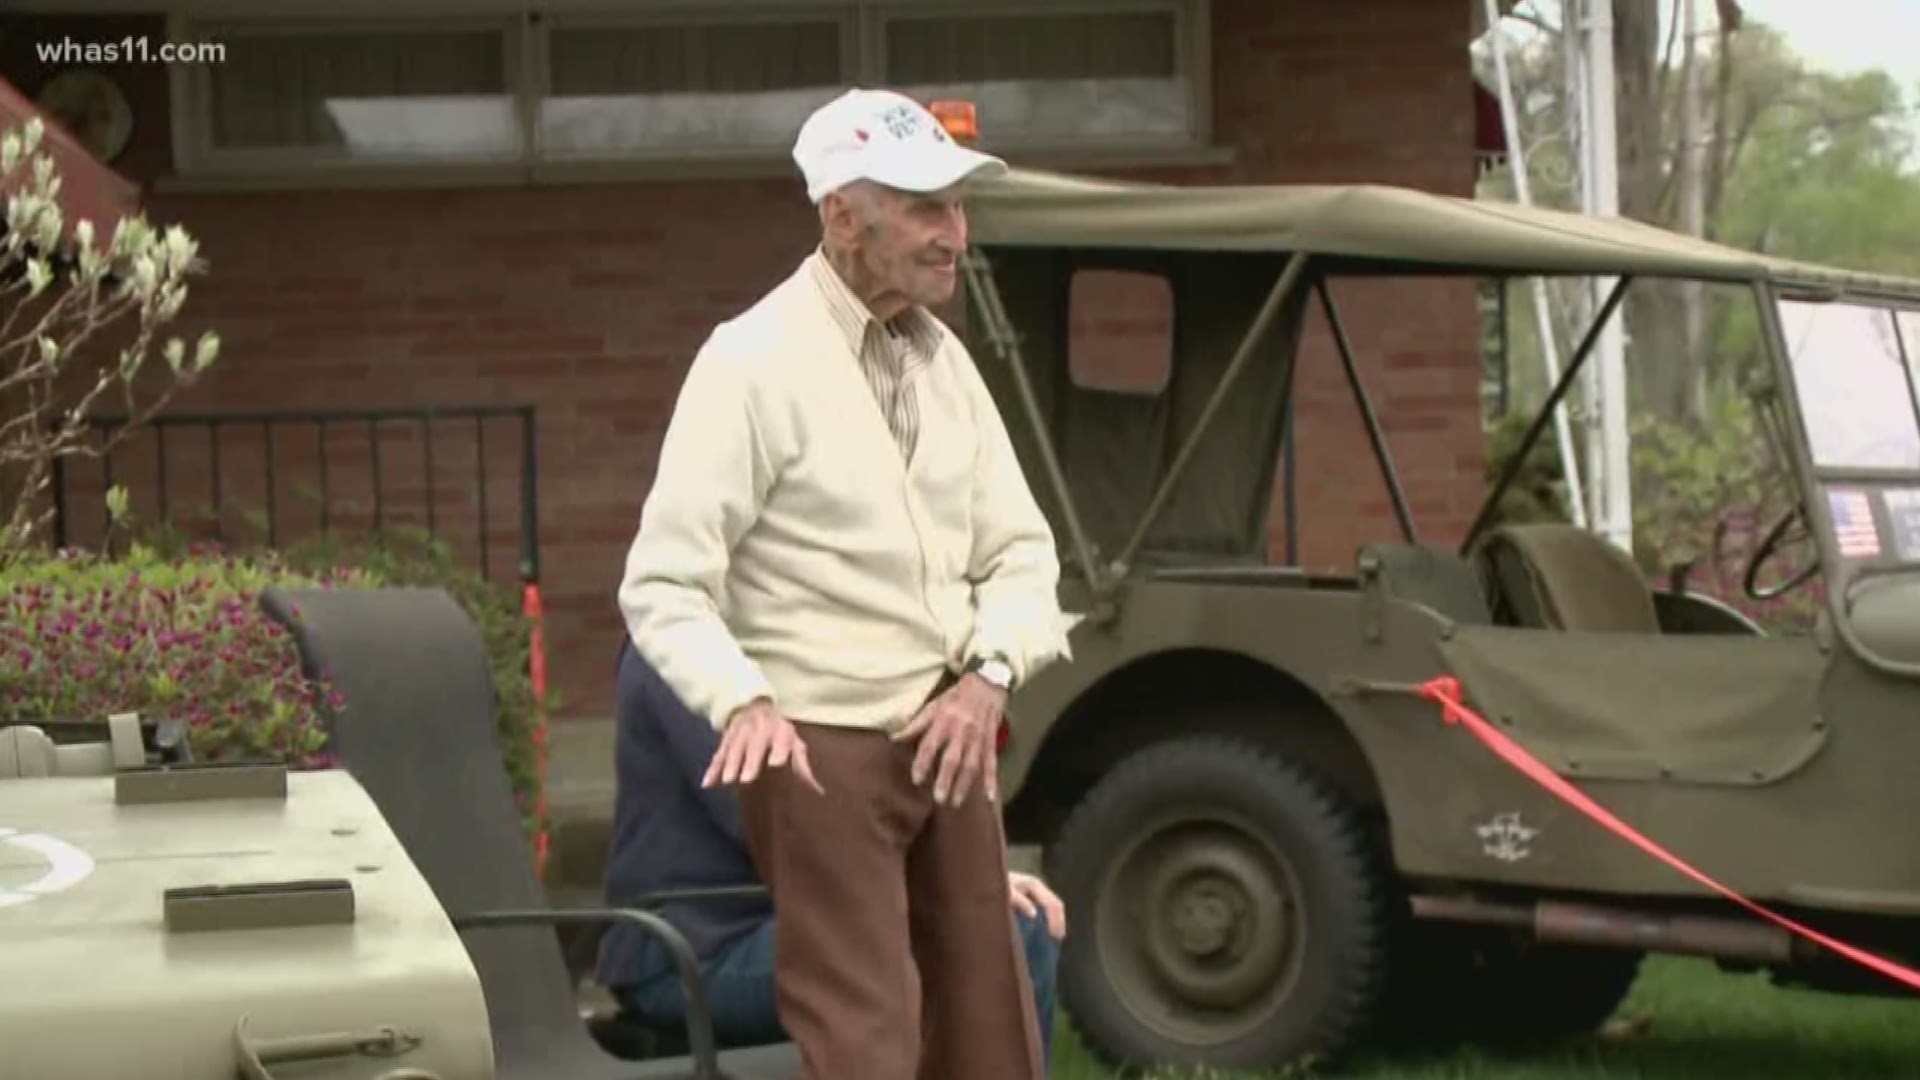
[1419,675,1920,994]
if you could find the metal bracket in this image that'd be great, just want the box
[1357,548,1385,644]
[166,878,356,933]
[1327,676,1429,699]
[115,760,287,805]
[108,712,146,770]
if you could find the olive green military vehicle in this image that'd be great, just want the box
[957,169,1920,1070]
[544,167,1920,1074]
[0,716,497,1080]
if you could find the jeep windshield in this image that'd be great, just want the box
[1769,293,1920,676]
[1781,300,1920,475]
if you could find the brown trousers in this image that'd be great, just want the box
[737,719,1045,1080]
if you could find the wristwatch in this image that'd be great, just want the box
[965,654,1015,693]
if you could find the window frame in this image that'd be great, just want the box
[162,1,1216,188]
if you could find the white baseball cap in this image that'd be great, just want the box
[792,88,1008,204]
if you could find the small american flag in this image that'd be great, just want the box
[1829,488,1882,559]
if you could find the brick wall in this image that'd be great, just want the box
[18,0,1481,719]
[138,180,827,716]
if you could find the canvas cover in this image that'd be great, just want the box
[1438,626,1830,785]
[970,247,1308,565]
[969,169,1920,295]
[961,170,1920,563]
[961,170,1920,564]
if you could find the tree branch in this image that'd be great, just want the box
[1702,18,1740,237]
[1,291,141,398]
[2,128,214,560]
[0,273,37,347]
[1655,0,1685,112]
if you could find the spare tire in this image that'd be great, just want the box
[1047,736,1389,1072]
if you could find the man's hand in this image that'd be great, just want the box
[703,698,824,794]
[1008,871,1066,941]
[895,673,1005,807]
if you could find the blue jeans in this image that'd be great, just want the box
[622,911,1061,1071]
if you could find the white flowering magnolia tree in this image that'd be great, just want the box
[1,117,219,565]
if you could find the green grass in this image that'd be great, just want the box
[1050,956,1920,1080]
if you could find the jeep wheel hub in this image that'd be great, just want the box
[1143,838,1291,1006]
[1097,809,1306,1046]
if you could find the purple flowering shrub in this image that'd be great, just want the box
[79,522,554,846]
[0,546,371,766]
[1,517,549,850]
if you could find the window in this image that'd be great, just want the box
[183,21,523,167]
[1068,269,1174,394]
[878,4,1201,152]
[170,3,1207,178]
[540,14,855,158]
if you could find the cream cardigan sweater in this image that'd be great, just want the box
[618,256,1073,732]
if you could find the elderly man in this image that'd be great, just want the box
[616,88,1071,1079]
[595,639,1063,1066]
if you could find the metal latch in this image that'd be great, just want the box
[234,1016,439,1080]
[1357,548,1385,643]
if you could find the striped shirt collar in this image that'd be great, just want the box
[805,248,944,364]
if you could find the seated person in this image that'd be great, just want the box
[597,638,1065,1064]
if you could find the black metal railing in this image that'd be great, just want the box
[51,405,539,584]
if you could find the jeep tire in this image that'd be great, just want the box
[1047,736,1388,1072]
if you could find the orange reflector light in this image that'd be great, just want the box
[930,100,979,145]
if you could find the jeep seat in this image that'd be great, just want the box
[1475,523,1661,633]
[1362,542,1494,626]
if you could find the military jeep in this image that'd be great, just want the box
[946,169,1920,1071]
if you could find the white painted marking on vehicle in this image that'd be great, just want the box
[0,826,96,906]
[1476,811,1539,863]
